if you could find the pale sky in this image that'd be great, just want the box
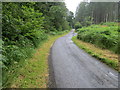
[65,0,83,14]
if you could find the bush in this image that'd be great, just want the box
[77,22,119,54]
[74,22,82,31]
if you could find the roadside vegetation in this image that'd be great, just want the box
[77,22,118,54]
[5,33,68,88]
[73,2,119,71]
[72,36,118,71]
[1,1,119,88]
[2,2,73,88]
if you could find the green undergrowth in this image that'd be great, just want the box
[2,31,69,88]
[77,22,119,54]
[72,36,118,71]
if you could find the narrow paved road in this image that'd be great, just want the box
[50,30,118,88]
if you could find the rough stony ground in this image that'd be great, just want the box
[50,30,118,88]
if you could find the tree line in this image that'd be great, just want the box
[75,2,118,27]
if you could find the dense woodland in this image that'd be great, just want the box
[2,2,73,86]
[75,2,118,28]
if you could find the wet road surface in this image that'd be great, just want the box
[50,30,118,88]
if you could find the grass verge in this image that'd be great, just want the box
[72,36,118,71]
[7,32,68,88]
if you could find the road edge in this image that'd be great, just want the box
[48,40,57,88]
[48,32,71,88]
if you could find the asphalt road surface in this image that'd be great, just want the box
[50,30,118,88]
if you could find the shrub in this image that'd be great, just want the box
[74,22,82,31]
[77,22,119,54]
